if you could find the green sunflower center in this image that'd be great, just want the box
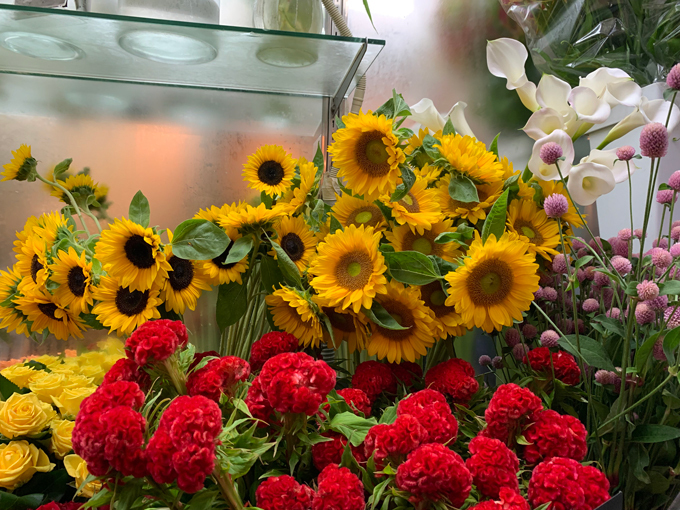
[30,254,43,284]
[336,250,373,290]
[115,287,150,316]
[514,219,544,245]
[399,192,420,213]
[67,266,87,297]
[124,235,155,269]
[430,290,447,307]
[354,211,373,224]
[168,256,194,291]
[421,281,451,316]
[467,258,514,306]
[37,302,59,320]
[258,161,285,186]
[411,237,432,255]
[356,131,391,177]
[281,233,305,261]
[348,206,383,228]
[347,262,362,277]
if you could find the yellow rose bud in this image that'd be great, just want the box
[75,365,105,385]
[0,393,56,438]
[0,441,55,490]
[49,419,74,458]
[0,365,39,388]
[52,387,96,418]
[62,375,94,390]
[28,372,67,403]
[64,454,101,498]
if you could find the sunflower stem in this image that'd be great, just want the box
[36,173,91,237]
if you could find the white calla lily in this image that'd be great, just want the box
[580,68,630,95]
[599,97,680,148]
[604,79,642,107]
[410,98,446,132]
[446,101,475,138]
[568,87,611,124]
[516,81,540,112]
[582,149,635,184]
[567,162,616,206]
[536,75,572,114]
[486,38,539,112]
[523,108,566,140]
[528,130,575,181]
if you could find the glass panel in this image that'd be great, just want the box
[0,5,384,96]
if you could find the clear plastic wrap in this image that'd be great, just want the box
[500,0,680,86]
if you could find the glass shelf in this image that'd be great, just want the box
[0,5,384,97]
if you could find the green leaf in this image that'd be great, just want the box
[0,374,28,400]
[80,313,105,330]
[23,360,49,373]
[260,255,284,293]
[632,425,680,443]
[171,219,231,260]
[390,166,416,202]
[329,412,378,447]
[442,118,455,136]
[313,144,324,174]
[224,236,253,265]
[448,174,479,203]
[52,158,72,178]
[629,444,650,483]
[635,331,664,373]
[558,335,616,371]
[81,487,113,509]
[503,173,519,190]
[489,133,500,158]
[574,256,594,269]
[362,0,376,31]
[13,469,68,502]
[420,134,441,160]
[434,232,467,245]
[592,315,626,338]
[115,477,145,510]
[216,279,249,333]
[663,326,680,365]
[481,188,509,244]
[659,280,680,296]
[384,250,441,285]
[128,190,150,228]
[188,490,219,509]
[329,215,343,235]
[363,301,409,331]
[0,492,44,510]
[379,405,397,424]
[269,236,302,286]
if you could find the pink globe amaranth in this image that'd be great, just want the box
[651,247,673,269]
[492,356,504,369]
[540,330,559,348]
[522,323,537,340]
[669,171,680,192]
[610,255,632,276]
[543,193,569,219]
[552,254,568,274]
[543,287,558,302]
[606,307,621,320]
[636,280,660,301]
[667,63,680,90]
[645,294,668,311]
[616,146,636,161]
[640,123,669,158]
[653,238,669,250]
[657,190,677,205]
[539,142,563,165]
[635,303,655,325]
[617,228,632,242]
[512,344,530,361]
[672,226,680,243]
[593,271,610,287]
[665,306,680,328]
[671,243,680,258]
[479,355,492,367]
[595,370,619,386]
[653,337,667,362]
[582,298,599,313]
[505,328,520,347]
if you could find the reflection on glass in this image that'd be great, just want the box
[117,0,220,24]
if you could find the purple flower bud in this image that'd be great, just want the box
[616,146,636,161]
[544,193,569,219]
[667,63,680,90]
[640,123,669,159]
[540,330,560,348]
[479,355,492,367]
[539,142,563,165]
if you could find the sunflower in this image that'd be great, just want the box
[309,224,387,313]
[13,216,40,256]
[272,215,317,273]
[243,145,296,197]
[194,203,242,225]
[419,281,466,339]
[436,174,504,225]
[51,174,98,203]
[2,144,36,181]
[506,199,560,261]
[328,111,405,201]
[94,183,109,202]
[366,280,436,363]
[15,286,86,340]
[280,158,317,213]
[331,193,386,231]
[265,287,323,348]
[405,128,441,155]
[537,180,584,228]
[15,235,49,288]
[32,212,73,247]
[313,295,368,353]
[384,177,441,234]
[385,220,462,262]
[159,231,211,314]
[0,266,30,337]
[48,247,95,315]
[445,232,540,333]
[92,276,162,336]
[95,218,170,292]
[435,134,504,184]
[414,164,442,185]
[219,203,288,235]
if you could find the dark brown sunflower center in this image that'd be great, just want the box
[376,300,414,340]
[514,219,544,245]
[335,250,373,290]
[124,235,154,269]
[323,307,355,333]
[258,161,285,186]
[421,281,451,317]
[115,287,150,316]
[67,266,87,297]
[466,258,514,306]
[37,302,59,320]
[403,230,441,257]
[168,256,194,291]
[347,205,383,229]
[398,192,420,213]
[355,131,391,177]
[30,254,43,283]
[213,240,237,270]
[281,233,305,261]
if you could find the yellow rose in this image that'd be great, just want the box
[30,355,62,369]
[98,337,125,357]
[0,365,39,388]
[28,372,67,403]
[62,375,94,390]
[75,364,106,385]
[49,419,74,458]
[52,386,96,418]
[0,393,56,438]
[0,441,55,490]
[64,454,101,498]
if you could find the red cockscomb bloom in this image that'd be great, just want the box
[312,432,347,472]
[397,389,458,444]
[466,435,519,498]
[525,347,581,386]
[337,388,372,416]
[579,465,611,510]
[351,361,397,403]
[523,410,587,464]
[159,395,222,449]
[102,357,151,391]
[256,475,314,510]
[189,350,220,371]
[126,319,184,366]
[424,358,479,404]
[483,383,543,446]
[79,380,145,415]
[245,376,274,425]
[157,319,188,347]
[364,415,426,466]
[388,361,422,387]
[187,356,251,402]
[312,465,365,510]
[467,488,530,510]
[37,503,87,510]
[250,331,300,371]
[101,406,147,477]
[396,443,472,508]
[259,352,336,416]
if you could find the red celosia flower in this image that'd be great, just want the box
[388,362,422,387]
[156,319,189,347]
[466,435,519,498]
[525,347,551,371]
[364,415,427,466]
[351,361,397,403]
[187,356,251,402]
[79,380,145,416]
[523,410,587,464]
[102,357,151,391]
[396,443,472,508]
[160,395,223,449]
[172,442,216,493]
[250,331,300,372]
[397,389,458,444]
[245,376,274,425]
[125,320,183,366]
[146,427,177,484]
[483,384,543,446]
[337,388,372,416]
[37,503,86,510]
[101,406,147,478]
[424,358,479,404]
[467,488,530,510]
[189,350,220,371]
[525,347,581,386]
[259,352,336,416]
[312,432,347,472]
[312,465,365,510]
[579,465,611,510]
[256,475,314,510]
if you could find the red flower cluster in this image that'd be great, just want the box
[312,464,365,510]
[468,488,530,510]
[189,350,220,371]
[146,395,223,493]
[244,376,274,425]
[256,475,314,510]
[483,384,543,445]
[424,358,479,404]
[396,443,472,507]
[258,353,336,416]
[388,361,422,387]
[187,356,250,402]
[351,361,397,403]
[526,347,581,386]
[337,388,372,416]
[523,410,587,464]
[529,457,610,510]
[250,331,300,371]
[72,381,147,478]
[37,504,88,510]
[125,319,188,366]
[312,432,366,471]
[364,415,426,465]
[466,436,519,498]
[397,389,458,444]
[103,357,151,391]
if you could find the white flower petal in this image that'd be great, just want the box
[446,101,475,138]
[567,162,616,206]
[486,38,529,90]
[410,98,446,132]
[516,81,539,112]
[604,80,642,107]
[582,149,635,184]
[641,97,680,133]
[527,130,574,181]
[536,75,572,115]
[579,68,631,98]
[523,108,565,140]
[600,110,647,147]
[568,86,611,124]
